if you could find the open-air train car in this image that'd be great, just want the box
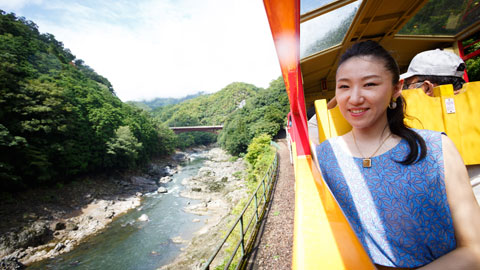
[263,0,480,269]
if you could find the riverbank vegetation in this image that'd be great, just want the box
[214,133,277,269]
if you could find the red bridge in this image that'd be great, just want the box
[169,125,223,134]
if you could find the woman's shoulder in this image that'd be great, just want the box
[409,129,445,160]
[410,128,443,137]
[410,128,444,143]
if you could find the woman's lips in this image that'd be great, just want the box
[349,108,368,117]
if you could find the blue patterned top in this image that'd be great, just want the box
[316,129,456,268]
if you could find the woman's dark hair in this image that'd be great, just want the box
[338,40,427,165]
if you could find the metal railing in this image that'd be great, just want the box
[202,153,279,270]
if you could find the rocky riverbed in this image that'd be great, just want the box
[0,145,247,270]
[160,148,248,270]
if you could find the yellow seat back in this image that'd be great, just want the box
[314,99,351,142]
[404,82,480,165]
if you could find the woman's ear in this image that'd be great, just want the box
[393,80,403,99]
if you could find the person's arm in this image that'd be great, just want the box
[419,135,480,269]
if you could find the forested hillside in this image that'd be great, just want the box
[219,77,289,155]
[149,80,289,152]
[0,10,289,191]
[0,11,176,190]
[153,83,258,126]
[152,82,261,149]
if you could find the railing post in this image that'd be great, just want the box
[240,216,245,257]
[254,193,259,223]
[267,165,273,192]
[262,178,267,203]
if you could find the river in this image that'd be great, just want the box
[27,151,211,270]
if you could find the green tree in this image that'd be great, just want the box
[106,126,142,168]
[219,77,288,156]
[244,134,272,166]
[244,134,275,183]
[0,11,175,190]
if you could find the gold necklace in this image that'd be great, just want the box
[352,129,392,168]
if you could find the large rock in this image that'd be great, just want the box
[145,163,167,177]
[0,221,52,256]
[172,153,187,162]
[138,214,149,222]
[159,176,173,184]
[164,166,177,176]
[53,221,66,231]
[130,176,157,191]
[0,256,25,270]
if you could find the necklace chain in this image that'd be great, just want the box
[352,127,392,168]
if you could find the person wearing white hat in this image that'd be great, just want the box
[400,49,466,96]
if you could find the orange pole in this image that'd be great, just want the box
[263,0,310,156]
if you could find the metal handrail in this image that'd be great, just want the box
[202,152,279,270]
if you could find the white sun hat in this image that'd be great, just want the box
[400,49,465,80]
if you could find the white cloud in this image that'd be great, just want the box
[0,0,42,11]
[7,0,280,101]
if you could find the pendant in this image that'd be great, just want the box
[362,158,372,168]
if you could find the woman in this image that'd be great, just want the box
[316,40,480,269]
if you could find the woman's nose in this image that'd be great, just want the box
[349,87,363,104]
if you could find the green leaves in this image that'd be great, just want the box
[0,11,174,190]
[244,134,275,183]
[148,82,260,150]
[219,77,288,156]
[106,126,142,168]
[245,134,272,166]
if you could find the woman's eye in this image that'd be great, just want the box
[338,84,349,89]
[365,82,377,87]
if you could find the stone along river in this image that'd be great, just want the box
[26,149,238,270]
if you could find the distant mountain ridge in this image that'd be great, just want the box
[129,92,207,110]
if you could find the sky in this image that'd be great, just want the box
[1,0,282,101]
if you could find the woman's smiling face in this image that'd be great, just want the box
[335,56,402,132]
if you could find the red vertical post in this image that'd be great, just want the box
[263,0,310,156]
